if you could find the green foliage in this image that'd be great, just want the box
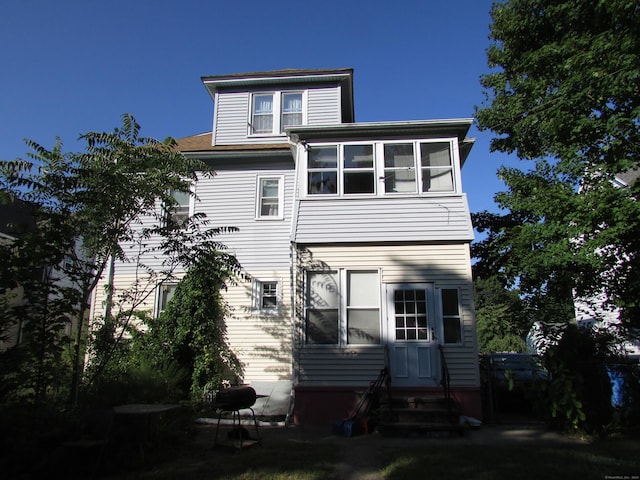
[84,311,189,406]
[474,275,529,352]
[533,324,615,434]
[474,0,640,325]
[0,114,235,411]
[146,250,244,402]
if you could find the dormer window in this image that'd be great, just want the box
[281,93,303,129]
[252,94,274,133]
[250,91,305,135]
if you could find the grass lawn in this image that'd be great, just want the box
[380,439,640,480]
[104,427,640,480]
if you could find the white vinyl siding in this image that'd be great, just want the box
[307,86,342,125]
[292,195,474,243]
[223,277,292,383]
[213,87,342,145]
[295,243,478,387]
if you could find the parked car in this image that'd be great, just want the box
[479,353,549,416]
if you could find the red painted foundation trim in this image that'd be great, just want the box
[293,385,483,426]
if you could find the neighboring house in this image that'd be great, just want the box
[571,169,640,359]
[529,169,640,360]
[90,68,481,424]
[0,197,36,351]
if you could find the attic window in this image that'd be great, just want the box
[250,91,305,135]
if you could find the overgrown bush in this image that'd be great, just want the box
[533,324,615,434]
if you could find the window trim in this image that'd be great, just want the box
[249,90,307,136]
[304,268,381,347]
[255,175,285,220]
[303,139,459,197]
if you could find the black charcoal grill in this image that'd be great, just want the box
[213,386,262,449]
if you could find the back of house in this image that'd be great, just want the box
[90,68,482,424]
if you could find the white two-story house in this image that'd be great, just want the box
[92,68,482,424]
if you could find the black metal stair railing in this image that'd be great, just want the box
[438,344,453,422]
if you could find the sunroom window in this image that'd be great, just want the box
[384,143,416,193]
[344,145,375,194]
[308,146,338,194]
[421,142,454,192]
[305,140,457,196]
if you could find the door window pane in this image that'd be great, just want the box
[394,288,429,341]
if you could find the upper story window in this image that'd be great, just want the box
[306,140,456,196]
[166,188,192,229]
[256,175,284,219]
[250,91,305,135]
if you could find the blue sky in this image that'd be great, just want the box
[1,0,518,215]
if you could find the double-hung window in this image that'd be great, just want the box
[254,279,280,312]
[157,282,178,317]
[440,288,462,344]
[166,188,192,228]
[256,176,284,219]
[281,92,303,129]
[305,270,380,346]
[251,94,274,134]
[250,91,304,135]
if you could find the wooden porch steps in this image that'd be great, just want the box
[375,394,466,438]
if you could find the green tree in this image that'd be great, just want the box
[474,275,529,353]
[0,114,237,408]
[474,0,640,325]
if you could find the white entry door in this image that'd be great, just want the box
[386,283,439,387]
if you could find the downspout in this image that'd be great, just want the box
[286,137,302,425]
